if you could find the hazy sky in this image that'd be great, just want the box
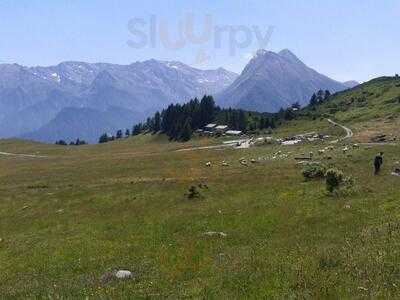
[1,0,399,82]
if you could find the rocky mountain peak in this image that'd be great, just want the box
[217,49,347,112]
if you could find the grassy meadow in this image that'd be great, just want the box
[1,121,400,298]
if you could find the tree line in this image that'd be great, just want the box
[126,95,279,142]
[55,138,87,146]
[97,90,335,144]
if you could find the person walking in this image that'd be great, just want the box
[374,152,384,175]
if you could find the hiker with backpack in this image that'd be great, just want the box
[374,152,384,175]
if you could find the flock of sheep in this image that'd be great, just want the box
[204,143,363,168]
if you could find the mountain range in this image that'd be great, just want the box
[0,50,357,143]
[0,61,237,142]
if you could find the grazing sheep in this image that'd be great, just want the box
[206,162,212,167]
[240,160,248,166]
[222,161,229,167]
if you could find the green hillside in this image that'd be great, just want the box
[0,78,399,298]
[297,76,400,142]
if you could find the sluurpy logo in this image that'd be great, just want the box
[127,14,274,65]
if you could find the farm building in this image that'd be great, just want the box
[215,125,228,133]
[226,130,242,136]
[204,124,217,130]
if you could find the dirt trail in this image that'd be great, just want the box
[327,119,398,146]
[0,152,47,158]
[327,119,353,140]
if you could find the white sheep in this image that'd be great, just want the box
[240,160,248,166]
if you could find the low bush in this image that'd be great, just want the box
[325,168,355,194]
[186,185,201,200]
[302,163,327,180]
[325,168,344,193]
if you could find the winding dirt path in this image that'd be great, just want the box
[327,119,353,140]
[0,152,47,158]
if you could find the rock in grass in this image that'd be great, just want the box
[203,231,227,238]
[100,271,114,284]
[115,270,133,279]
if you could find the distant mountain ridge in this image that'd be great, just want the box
[217,49,349,112]
[21,106,142,143]
[0,60,237,142]
[0,50,358,143]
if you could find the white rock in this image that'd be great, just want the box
[203,231,227,238]
[115,270,133,279]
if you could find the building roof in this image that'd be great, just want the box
[205,123,217,129]
[215,125,228,130]
[226,130,242,135]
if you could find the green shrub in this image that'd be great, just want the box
[325,168,344,193]
[186,185,201,200]
[325,168,355,194]
[302,163,327,180]
[341,175,356,195]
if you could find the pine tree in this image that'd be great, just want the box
[324,90,331,100]
[238,110,247,131]
[284,109,295,120]
[153,111,161,133]
[270,118,276,129]
[132,123,142,136]
[199,95,216,127]
[262,117,270,129]
[180,119,192,141]
[317,90,325,103]
[99,133,109,144]
[116,130,123,139]
[310,93,318,106]
[55,140,67,146]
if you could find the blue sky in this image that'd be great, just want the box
[0,0,399,82]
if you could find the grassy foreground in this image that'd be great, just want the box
[1,128,400,298]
